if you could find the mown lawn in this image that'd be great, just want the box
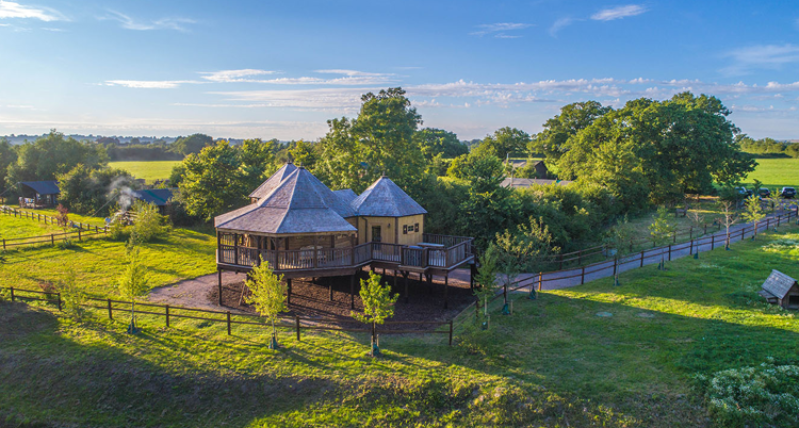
[0,213,63,240]
[745,157,799,191]
[2,224,798,427]
[0,227,216,297]
[109,160,181,183]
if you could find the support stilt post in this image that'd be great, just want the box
[217,270,223,306]
[350,275,355,309]
[444,275,449,309]
[287,278,292,305]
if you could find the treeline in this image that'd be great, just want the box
[1,88,755,258]
[100,134,216,161]
[737,135,799,158]
[173,88,753,255]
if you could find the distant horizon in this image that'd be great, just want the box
[2,0,799,140]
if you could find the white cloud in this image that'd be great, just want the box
[0,1,63,21]
[104,80,202,89]
[591,5,647,21]
[549,17,577,37]
[199,69,276,83]
[471,22,532,37]
[722,44,799,75]
[99,11,196,32]
[211,87,370,111]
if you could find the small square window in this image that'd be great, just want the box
[414,223,419,233]
[403,225,408,234]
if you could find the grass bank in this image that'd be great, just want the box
[2,224,798,426]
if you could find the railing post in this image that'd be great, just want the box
[296,315,301,341]
[448,320,453,346]
[166,305,170,327]
[108,299,113,320]
[580,266,585,285]
[226,311,232,335]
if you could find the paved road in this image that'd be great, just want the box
[450,211,795,293]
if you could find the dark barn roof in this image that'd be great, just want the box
[761,270,798,299]
[133,188,175,207]
[350,177,427,217]
[249,163,298,200]
[19,181,60,195]
[215,167,357,234]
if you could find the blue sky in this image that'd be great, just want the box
[1,0,798,140]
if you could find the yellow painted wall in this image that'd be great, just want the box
[356,215,424,245]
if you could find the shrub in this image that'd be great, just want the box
[59,265,87,321]
[130,200,169,244]
[698,358,799,427]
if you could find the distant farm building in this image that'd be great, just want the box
[18,181,60,208]
[214,163,475,309]
[501,177,574,189]
[759,270,799,310]
[132,188,176,213]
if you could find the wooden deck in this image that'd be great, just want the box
[217,233,474,278]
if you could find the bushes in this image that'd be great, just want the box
[697,359,799,427]
[130,201,169,244]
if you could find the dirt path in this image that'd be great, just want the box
[148,270,248,312]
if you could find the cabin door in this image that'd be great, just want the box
[371,226,382,243]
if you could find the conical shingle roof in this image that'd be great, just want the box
[350,177,427,217]
[215,167,356,234]
[248,162,297,200]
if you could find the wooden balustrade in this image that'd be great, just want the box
[217,234,474,272]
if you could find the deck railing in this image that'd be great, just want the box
[217,235,474,272]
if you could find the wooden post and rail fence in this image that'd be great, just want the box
[0,206,109,250]
[1,286,455,346]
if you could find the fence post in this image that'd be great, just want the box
[2,239,5,250]
[766,218,770,230]
[581,266,585,285]
[78,229,81,241]
[613,257,617,276]
[448,320,454,346]
[711,235,715,250]
[57,293,62,311]
[166,305,170,327]
[51,234,54,245]
[668,245,672,261]
[108,299,113,320]
[640,251,644,267]
[689,239,693,255]
[226,311,232,335]
[10,287,14,302]
[538,271,543,292]
[295,316,301,341]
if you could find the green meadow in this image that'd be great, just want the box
[744,157,799,190]
[109,160,181,183]
[2,222,798,427]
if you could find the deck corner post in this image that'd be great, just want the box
[350,274,355,309]
[443,275,449,309]
[287,278,293,306]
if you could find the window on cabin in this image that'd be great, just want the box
[372,226,382,243]
[789,295,799,307]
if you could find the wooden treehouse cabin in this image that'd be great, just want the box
[214,163,475,309]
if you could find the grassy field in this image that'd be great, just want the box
[109,160,181,183]
[744,158,799,191]
[2,223,798,427]
[0,213,63,240]
[0,225,216,297]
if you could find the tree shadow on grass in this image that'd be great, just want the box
[0,301,346,428]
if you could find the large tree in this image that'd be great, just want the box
[178,141,249,221]
[6,130,107,189]
[413,127,468,160]
[553,93,755,205]
[0,138,18,196]
[471,127,531,161]
[530,101,611,162]
[317,88,427,194]
[171,133,213,156]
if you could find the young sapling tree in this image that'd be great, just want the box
[743,195,766,239]
[117,244,149,334]
[605,216,634,286]
[717,199,739,250]
[473,245,499,328]
[244,256,288,349]
[351,272,398,357]
[649,207,676,270]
